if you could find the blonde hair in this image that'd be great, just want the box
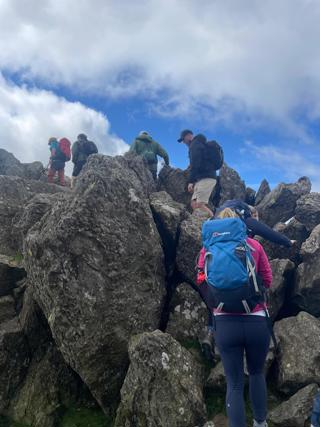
[217,208,238,219]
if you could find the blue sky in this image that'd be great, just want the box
[0,0,320,190]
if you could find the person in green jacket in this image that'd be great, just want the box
[129,131,169,179]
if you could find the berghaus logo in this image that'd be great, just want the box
[212,231,231,237]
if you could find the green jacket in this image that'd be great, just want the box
[129,134,169,170]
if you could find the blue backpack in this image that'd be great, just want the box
[201,217,265,313]
[311,392,320,427]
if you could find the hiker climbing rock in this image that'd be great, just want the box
[71,134,98,188]
[129,131,169,180]
[200,199,293,364]
[47,137,71,186]
[178,129,223,218]
[196,207,272,427]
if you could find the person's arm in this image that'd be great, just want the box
[156,143,169,165]
[129,140,138,154]
[245,217,292,247]
[91,142,98,154]
[189,143,203,184]
[256,242,273,288]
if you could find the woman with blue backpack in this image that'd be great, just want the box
[197,207,273,427]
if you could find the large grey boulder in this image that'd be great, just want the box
[275,312,320,393]
[176,215,204,283]
[0,148,44,180]
[0,319,30,412]
[158,165,190,207]
[260,218,309,263]
[166,282,207,345]
[257,177,311,227]
[255,179,271,205]
[8,345,90,427]
[219,164,246,204]
[0,175,66,256]
[268,259,295,320]
[269,383,318,427]
[0,296,16,324]
[245,187,256,206]
[295,224,320,316]
[150,191,186,274]
[24,154,166,411]
[295,192,320,232]
[114,330,207,427]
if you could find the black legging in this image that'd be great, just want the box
[214,315,270,427]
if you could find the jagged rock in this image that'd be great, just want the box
[123,152,157,196]
[8,345,91,427]
[245,187,256,206]
[255,179,271,205]
[268,259,295,320]
[219,164,246,204]
[150,192,186,243]
[257,177,311,227]
[166,282,207,344]
[0,319,30,412]
[206,362,226,391]
[269,383,318,427]
[150,191,186,273]
[114,330,207,427]
[294,224,320,316]
[158,165,190,207]
[0,296,16,324]
[0,175,66,256]
[295,192,320,232]
[260,218,309,263]
[24,154,166,411]
[12,193,65,252]
[275,312,320,393]
[176,215,203,283]
[0,260,26,297]
[0,148,44,180]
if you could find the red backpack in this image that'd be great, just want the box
[58,138,71,162]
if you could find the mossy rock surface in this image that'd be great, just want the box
[60,407,113,427]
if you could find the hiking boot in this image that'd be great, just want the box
[253,421,268,427]
[201,329,215,364]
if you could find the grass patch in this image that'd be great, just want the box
[0,416,29,427]
[60,407,113,427]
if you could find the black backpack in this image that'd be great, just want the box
[205,140,224,170]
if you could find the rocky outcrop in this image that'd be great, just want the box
[0,296,16,324]
[295,224,320,316]
[269,383,318,427]
[166,282,207,345]
[295,192,320,232]
[255,179,271,205]
[275,312,320,393]
[219,164,246,204]
[114,330,207,427]
[0,176,66,256]
[0,148,44,181]
[150,191,186,274]
[8,345,91,427]
[176,215,203,283]
[24,154,167,411]
[158,165,190,207]
[257,177,311,227]
[268,259,295,320]
[260,218,309,263]
[0,319,30,412]
[245,187,256,206]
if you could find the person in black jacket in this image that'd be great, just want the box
[178,130,216,217]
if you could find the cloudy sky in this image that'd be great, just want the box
[0,0,320,189]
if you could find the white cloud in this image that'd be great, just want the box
[0,74,128,173]
[1,0,320,134]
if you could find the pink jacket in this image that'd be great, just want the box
[197,237,272,313]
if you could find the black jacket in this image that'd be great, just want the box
[188,138,216,183]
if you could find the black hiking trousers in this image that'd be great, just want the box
[214,315,270,427]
